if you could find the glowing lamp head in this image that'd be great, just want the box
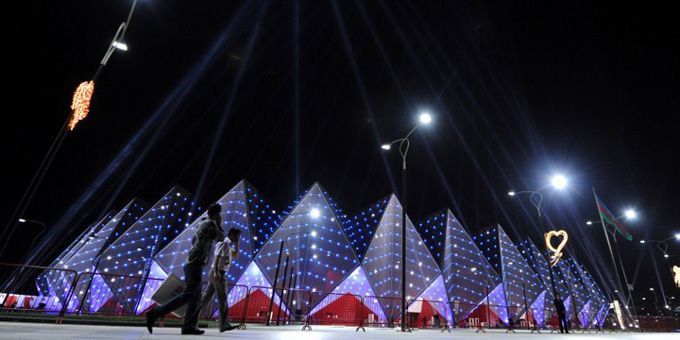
[550,174,568,190]
[507,191,516,197]
[586,221,593,226]
[639,240,646,244]
[674,233,680,240]
[418,112,432,125]
[18,218,26,223]
[112,41,128,51]
[381,144,391,150]
[309,208,321,219]
[624,209,637,220]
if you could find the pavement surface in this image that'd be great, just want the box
[0,322,677,339]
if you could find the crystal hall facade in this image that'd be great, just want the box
[32,180,610,328]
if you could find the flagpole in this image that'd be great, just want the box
[592,188,629,323]
[610,231,639,322]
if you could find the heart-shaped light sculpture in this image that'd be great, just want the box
[544,230,569,267]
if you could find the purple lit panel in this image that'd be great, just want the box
[97,186,196,314]
[229,261,289,314]
[362,195,441,321]
[310,266,385,320]
[135,261,169,314]
[256,183,359,308]
[529,290,546,327]
[411,275,453,323]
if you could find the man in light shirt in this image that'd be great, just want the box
[193,228,241,332]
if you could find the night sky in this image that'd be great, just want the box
[3,1,679,299]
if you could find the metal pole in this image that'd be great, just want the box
[611,235,638,320]
[267,241,285,326]
[286,273,296,324]
[486,284,491,329]
[276,256,289,325]
[522,282,529,328]
[400,149,408,332]
[284,267,295,324]
[76,257,102,314]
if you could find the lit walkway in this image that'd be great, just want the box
[0,322,675,339]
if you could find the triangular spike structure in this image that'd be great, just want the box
[343,197,390,262]
[415,210,448,267]
[577,262,609,326]
[409,275,454,325]
[555,257,589,326]
[34,213,115,312]
[309,266,386,324]
[154,180,280,289]
[256,183,359,308]
[57,199,147,313]
[517,238,571,326]
[473,225,544,323]
[420,210,503,322]
[97,186,196,314]
[361,195,441,323]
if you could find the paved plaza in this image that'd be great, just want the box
[0,322,677,340]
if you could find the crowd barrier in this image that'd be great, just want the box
[1,263,678,332]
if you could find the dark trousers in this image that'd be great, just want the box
[557,313,569,333]
[192,270,229,327]
[151,262,203,329]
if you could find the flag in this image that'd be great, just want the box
[593,191,633,241]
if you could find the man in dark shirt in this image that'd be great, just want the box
[145,203,223,335]
[554,293,569,334]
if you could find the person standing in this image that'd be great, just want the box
[192,228,241,332]
[554,293,569,334]
[145,203,223,335]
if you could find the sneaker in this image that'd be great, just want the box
[219,323,239,332]
[145,310,158,334]
[181,328,205,335]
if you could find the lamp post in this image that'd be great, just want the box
[507,174,568,300]
[0,0,139,259]
[381,112,432,332]
[585,208,640,324]
[17,218,47,258]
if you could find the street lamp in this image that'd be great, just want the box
[381,110,432,332]
[624,209,637,220]
[17,218,47,251]
[507,174,568,302]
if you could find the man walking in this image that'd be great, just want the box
[554,293,569,334]
[192,228,241,332]
[145,203,223,335]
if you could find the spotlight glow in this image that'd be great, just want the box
[624,209,637,220]
[381,144,391,150]
[550,174,568,190]
[18,218,26,223]
[586,221,593,226]
[419,112,432,125]
[507,191,516,196]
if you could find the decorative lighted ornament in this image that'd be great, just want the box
[69,80,95,131]
[673,265,680,288]
[544,230,569,267]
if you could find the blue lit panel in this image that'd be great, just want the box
[343,198,389,261]
[97,186,196,314]
[428,210,502,319]
[60,200,147,313]
[230,260,289,314]
[578,263,609,326]
[411,275,453,323]
[35,214,113,312]
[568,257,603,327]
[496,226,543,321]
[361,195,441,321]
[518,239,571,314]
[474,226,544,322]
[310,266,385,320]
[256,183,359,307]
[555,258,589,325]
[64,200,147,275]
[155,180,279,288]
